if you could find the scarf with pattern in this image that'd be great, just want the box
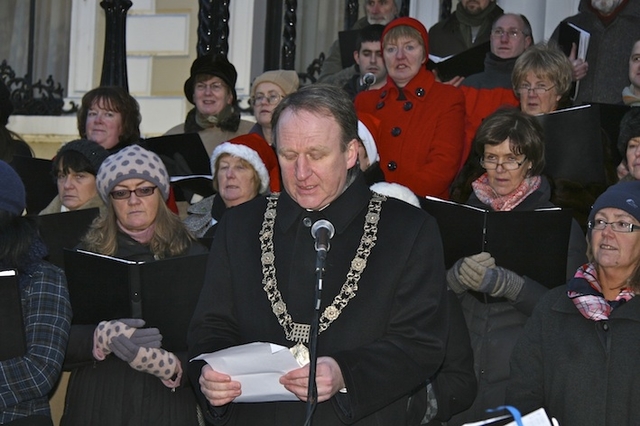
[567,263,635,321]
[472,173,541,211]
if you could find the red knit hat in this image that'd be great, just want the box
[211,133,281,193]
[381,17,430,57]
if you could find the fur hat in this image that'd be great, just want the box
[618,108,640,158]
[357,112,380,164]
[0,160,26,216]
[183,53,238,104]
[588,181,640,228]
[0,80,13,126]
[251,70,300,98]
[370,182,420,208]
[210,134,280,194]
[381,17,429,56]
[57,139,110,174]
[96,145,170,202]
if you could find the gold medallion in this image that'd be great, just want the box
[290,342,310,366]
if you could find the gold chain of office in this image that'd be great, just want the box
[259,192,385,345]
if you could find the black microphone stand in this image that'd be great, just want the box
[302,247,327,426]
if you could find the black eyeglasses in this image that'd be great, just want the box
[588,219,640,233]
[110,186,157,200]
[479,157,527,171]
[517,85,556,96]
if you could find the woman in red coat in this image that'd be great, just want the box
[355,17,465,199]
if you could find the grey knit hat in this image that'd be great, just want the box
[57,139,110,174]
[96,145,169,202]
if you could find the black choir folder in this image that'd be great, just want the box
[63,249,208,352]
[0,269,27,361]
[421,197,572,289]
[535,104,607,185]
[427,41,490,82]
[35,208,100,268]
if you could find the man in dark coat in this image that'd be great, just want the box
[429,0,503,58]
[551,0,640,104]
[318,0,399,88]
[188,84,449,425]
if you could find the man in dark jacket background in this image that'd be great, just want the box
[429,0,503,58]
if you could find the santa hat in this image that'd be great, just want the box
[357,112,380,164]
[210,133,280,194]
[370,182,420,208]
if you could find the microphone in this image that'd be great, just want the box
[311,219,335,254]
[362,72,376,88]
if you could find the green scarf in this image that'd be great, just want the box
[455,1,498,48]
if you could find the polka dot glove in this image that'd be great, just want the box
[93,319,162,361]
[109,334,182,389]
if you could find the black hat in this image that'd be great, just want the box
[618,108,640,158]
[57,139,111,174]
[0,80,14,126]
[183,54,238,104]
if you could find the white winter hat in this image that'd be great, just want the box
[370,182,420,208]
[358,120,380,164]
[210,137,272,194]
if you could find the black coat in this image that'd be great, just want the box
[188,175,449,425]
[508,286,640,426]
[448,178,587,425]
[61,233,207,426]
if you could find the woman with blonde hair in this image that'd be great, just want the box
[511,42,574,115]
[62,145,206,426]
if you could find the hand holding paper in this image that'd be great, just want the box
[199,364,242,406]
[280,356,345,403]
[191,342,304,403]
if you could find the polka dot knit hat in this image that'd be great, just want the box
[96,145,169,202]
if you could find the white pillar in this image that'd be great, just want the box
[497,0,581,42]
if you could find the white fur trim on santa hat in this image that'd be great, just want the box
[370,182,420,208]
[358,120,379,164]
[210,142,270,194]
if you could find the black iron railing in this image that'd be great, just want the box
[0,0,73,115]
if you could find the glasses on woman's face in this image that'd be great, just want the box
[110,186,157,200]
[517,85,556,96]
[479,156,527,171]
[251,93,282,106]
[588,219,640,233]
[195,82,225,93]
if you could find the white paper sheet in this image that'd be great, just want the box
[191,342,302,402]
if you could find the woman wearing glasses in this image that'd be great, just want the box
[508,181,640,426]
[446,108,586,425]
[165,53,253,156]
[511,43,573,116]
[61,145,206,426]
[249,70,299,146]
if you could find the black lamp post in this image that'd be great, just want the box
[99,0,132,91]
